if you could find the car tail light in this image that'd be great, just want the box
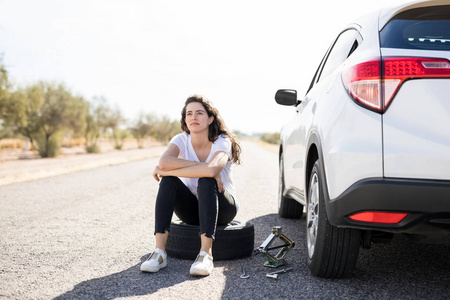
[342,60,382,111]
[342,57,450,113]
[348,211,407,224]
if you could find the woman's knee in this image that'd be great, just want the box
[159,176,179,187]
[198,177,216,188]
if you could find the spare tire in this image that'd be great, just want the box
[166,220,254,261]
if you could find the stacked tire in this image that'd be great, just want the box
[166,220,255,261]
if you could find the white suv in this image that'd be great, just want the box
[275,0,450,278]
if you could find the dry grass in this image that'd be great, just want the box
[0,139,24,150]
[0,138,163,162]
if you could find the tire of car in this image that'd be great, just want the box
[278,153,304,218]
[306,160,361,278]
[165,219,255,261]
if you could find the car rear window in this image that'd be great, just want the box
[380,5,450,51]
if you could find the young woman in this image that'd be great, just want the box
[140,95,241,276]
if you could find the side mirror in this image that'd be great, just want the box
[275,89,299,106]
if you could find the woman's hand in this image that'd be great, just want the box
[214,173,224,193]
[153,166,166,182]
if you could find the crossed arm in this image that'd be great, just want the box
[152,143,229,192]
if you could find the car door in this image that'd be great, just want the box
[282,65,326,202]
[283,28,361,201]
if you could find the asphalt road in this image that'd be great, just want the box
[1,141,450,300]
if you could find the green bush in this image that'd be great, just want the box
[260,132,280,145]
[35,131,62,158]
[85,144,100,153]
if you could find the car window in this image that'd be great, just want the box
[316,29,359,82]
[380,5,450,51]
[306,48,329,94]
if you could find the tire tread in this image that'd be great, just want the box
[166,220,255,261]
[307,160,361,278]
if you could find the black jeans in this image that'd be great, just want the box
[154,176,237,239]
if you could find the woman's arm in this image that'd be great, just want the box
[158,143,197,171]
[153,151,229,181]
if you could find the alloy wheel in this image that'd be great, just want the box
[307,173,319,259]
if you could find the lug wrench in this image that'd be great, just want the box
[240,266,250,279]
[265,267,293,279]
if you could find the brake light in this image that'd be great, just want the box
[348,211,407,224]
[342,57,450,113]
[384,58,450,107]
[342,60,382,111]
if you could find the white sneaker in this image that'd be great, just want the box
[140,248,167,273]
[189,251,214,276]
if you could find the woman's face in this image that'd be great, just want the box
[185,102,214,134]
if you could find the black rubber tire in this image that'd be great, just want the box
[306,160,361,278]
[278,153,303,218]
[165,220,255,261]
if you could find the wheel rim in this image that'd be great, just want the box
[307,173,319,259]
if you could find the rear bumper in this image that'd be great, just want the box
[327,177,450,233]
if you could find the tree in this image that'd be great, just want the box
[85,97,111,153]
[129,113,158,148]
[0,56,12,139]
[7,85,43,148]
[7,82,87,157]
[85,98,129,152]
[35,82,87,157]
[105,106,126,150]
[151,116,180,144]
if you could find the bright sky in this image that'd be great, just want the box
[0,0,409,134]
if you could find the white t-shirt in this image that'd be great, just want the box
[169,132,237,204]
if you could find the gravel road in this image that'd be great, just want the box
[1,141,450,300]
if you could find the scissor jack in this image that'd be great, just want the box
[254,226,295,268]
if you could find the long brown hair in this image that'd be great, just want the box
[181,95,241,164]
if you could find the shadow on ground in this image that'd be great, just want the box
[53,255,189,300]
[221,214,450,300]
[52,213,297,299]
[54,213,450,300]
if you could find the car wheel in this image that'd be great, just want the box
[278,153,303,218]
[165,220,254,261]
[306,160,361,278]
